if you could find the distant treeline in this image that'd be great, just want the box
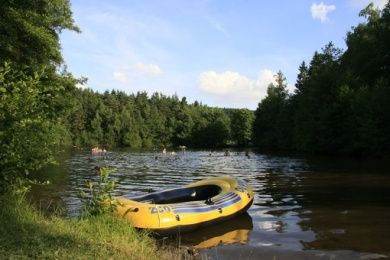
[66,89,254,149]
[1,1,390,185]
[253,3,390,157]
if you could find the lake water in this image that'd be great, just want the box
[33,150,390,259]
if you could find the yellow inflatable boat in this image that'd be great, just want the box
[116,176,254,234]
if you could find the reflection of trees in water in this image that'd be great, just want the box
[256,163,390,255]
[256,168,303,205]
[295,172,390,255]
[28,163,71,215]
[254,164,305,235]
[272,220,287,233]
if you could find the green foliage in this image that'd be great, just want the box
[0,0,79,189]
[65,89,239,149]
[78,167,117,217]
[0,0,79,68]
[253,71,291,150]
[230,109,254,146]
[188,107,231,147]
[0,173,50,199]
[0,63,72,184]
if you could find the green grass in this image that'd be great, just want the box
[0,193,183,259]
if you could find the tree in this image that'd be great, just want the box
[188,107,230,148]
[340,2,390,155]
[0,0,79,69]
[253,71,290,150]
[0,0,79,187]
[294,61,309,95]
[231,109,254,146]
[0,64,70,179]
[292,43,343,153]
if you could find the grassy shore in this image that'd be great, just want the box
[0,192,183,259]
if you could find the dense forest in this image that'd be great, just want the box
[1,0,390,189]
[253,3,390,157]
[66,89,254,149]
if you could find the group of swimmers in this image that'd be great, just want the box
[208,150,250,158]
[91,146,107,155]
[161,147,176,155]
[91,145,250,158]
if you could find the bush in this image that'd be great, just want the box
[78,167,117,217]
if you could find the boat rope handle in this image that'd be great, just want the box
[123,207,139,216]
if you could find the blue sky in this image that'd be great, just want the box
[60,0,387,109]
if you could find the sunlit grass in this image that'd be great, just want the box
[0,193,187,259]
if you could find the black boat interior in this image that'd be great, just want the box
[132,185,222,204]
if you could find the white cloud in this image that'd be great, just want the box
[350,0,387,9]
[113,71,127,82]
[113,63,162,83]
[133,63,162,76]
[311,2,336,23]
[199,69,276,102]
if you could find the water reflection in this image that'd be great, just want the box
[34,150,390,258]
[295,170,390,255]
[179,213,253,249]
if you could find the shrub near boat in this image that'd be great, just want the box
[116,176,254,234]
